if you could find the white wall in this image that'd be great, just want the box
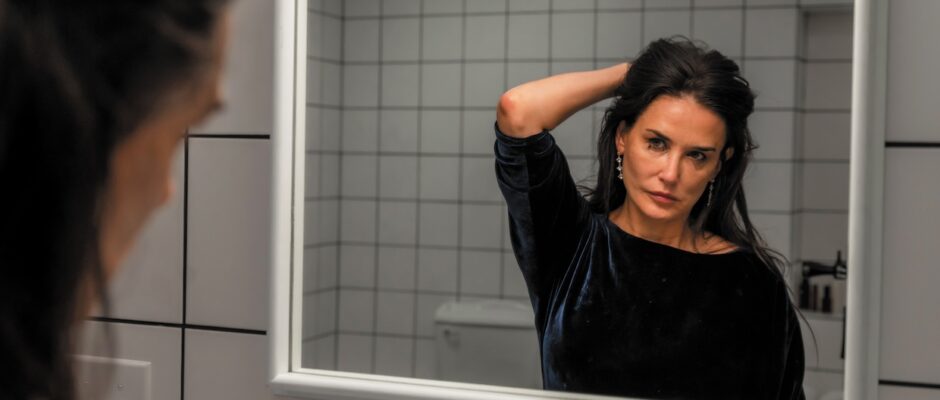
[76,0,297,399]
[878,0,940,397]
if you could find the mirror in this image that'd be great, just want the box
[289,0,858,398]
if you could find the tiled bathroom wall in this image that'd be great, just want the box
[302,0,831,380]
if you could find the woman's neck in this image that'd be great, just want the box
[610,200,695,251]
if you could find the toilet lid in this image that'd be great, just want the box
[434,299,535,328]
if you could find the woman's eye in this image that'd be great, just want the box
[647,138,666,151]
[689,152,707,162]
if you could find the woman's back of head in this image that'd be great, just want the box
[0,0,227,398]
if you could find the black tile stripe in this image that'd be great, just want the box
[90,317,267,336]
[879,380,940,390]
[187,133,271,139]
[886,141,940,148]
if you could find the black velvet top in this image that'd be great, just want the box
[493,125,805,400]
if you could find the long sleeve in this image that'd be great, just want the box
[493,122,591,319]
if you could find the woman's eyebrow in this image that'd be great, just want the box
[646,128,716,152]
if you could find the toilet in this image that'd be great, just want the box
[433,299,542,389]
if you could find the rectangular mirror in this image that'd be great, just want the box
[270,0,886,398]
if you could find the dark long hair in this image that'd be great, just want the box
[587,37,789,281]
[0,1,227,398]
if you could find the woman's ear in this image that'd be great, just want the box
[615,121,627,154]
[713,147,735,179]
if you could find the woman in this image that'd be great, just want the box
[0,0,230,398]
[495,38,805,399]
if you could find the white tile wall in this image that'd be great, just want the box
[644,10,691,42]
[184,330,283,400]
[886,0,940,142]
[465,15,507,60]
[78,322,182,400]
[507,14,550,59]
[880,149,940,384]
[187,139,270,331]
[550,12,594,59]
[692,8,744,57]
[191,0,273,135]
[101,146,184,323]
[744,8,799,57]
[382,18,420,62]
[595,12,643,59]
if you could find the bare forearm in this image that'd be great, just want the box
[497,63,629,138]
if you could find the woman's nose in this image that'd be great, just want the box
[658,155,681,185]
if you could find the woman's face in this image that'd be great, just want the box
[615,94,732,224]
[98,9,231,278]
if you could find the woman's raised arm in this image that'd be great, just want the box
[496,63,629,138]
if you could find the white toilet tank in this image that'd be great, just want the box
[433,299,542,389]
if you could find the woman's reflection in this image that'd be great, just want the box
[493,37,805,399]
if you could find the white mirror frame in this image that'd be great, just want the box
[270,0,888,398]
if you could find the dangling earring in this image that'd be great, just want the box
[616,154,623,180]
[706,180,715,208]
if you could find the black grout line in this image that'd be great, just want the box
[879,380,940,390]
[186,133,270,139]
[332,0,347,370]
[455,0,467,302]
[411,0,425,377]
[91,317,268,336]
[180,134,189,400]
[369,8,384,375]
[885,142,940,148]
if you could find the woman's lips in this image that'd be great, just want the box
[648,191,678,204]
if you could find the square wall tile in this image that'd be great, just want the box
[469,0,508,12]
[466,15,507,60]
[102,146,183,323]
[191,0,273,135]
[301,335,337,370]
[553,110,594,157]
[801,112,851,160]
[418,203,460,246]
[743,161,795,212]
[744,8,799,57]
[419,157,460,200]
[383,0,421,16]
[886,0,940,142]
[345,0,381,17]
[187,139,270,331]
[378,201,418,245]
[342,110,379,152]
[461,204,505,248]
[750,212,793,259]
[418,248,459,293]
[422,17,463,61]
[647,0,691,8]
[340,200,377,242]
[321,16,342,60]
[379,156,419,198]
[803,62,852,110]
[804,11,853,61]
[382,64,420,107]
[423,0,463,14]
[421,111,462,154]
[551,61,594,75]
[319,108,342,151]
[800,162,849,211]
[337,334,374,373]
[421,64,463,107]
[78,321,181,400]
[798,212,847,262]
[378,247,417,290]
[596,11,643,59]
[694,0,743,6]
[344,19,380,62]
[551,13,595,59]
[375,337,415,377]
[343,65,380,107]
[643,10,691,43]
[597,0,643,9]
[749,111,795,160]
[341,155,378,197]
[339,289,375,332]
[461,157,503,202]
[692,8,743,58]
[509,0,549,11]
[380,110,419,152]
[460,250,503,296]
[383,18,420,61]
[746,0,795,5]
[321,62,342,106]
[508,62,549,89]
[508,14,550,59]
[552,0,596,10]
[463,110,500,154]
[464,62,506,107]
[414,339,436,379]
[340,244,376,287]
[746,59,798,109]
[376,292,416,335]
